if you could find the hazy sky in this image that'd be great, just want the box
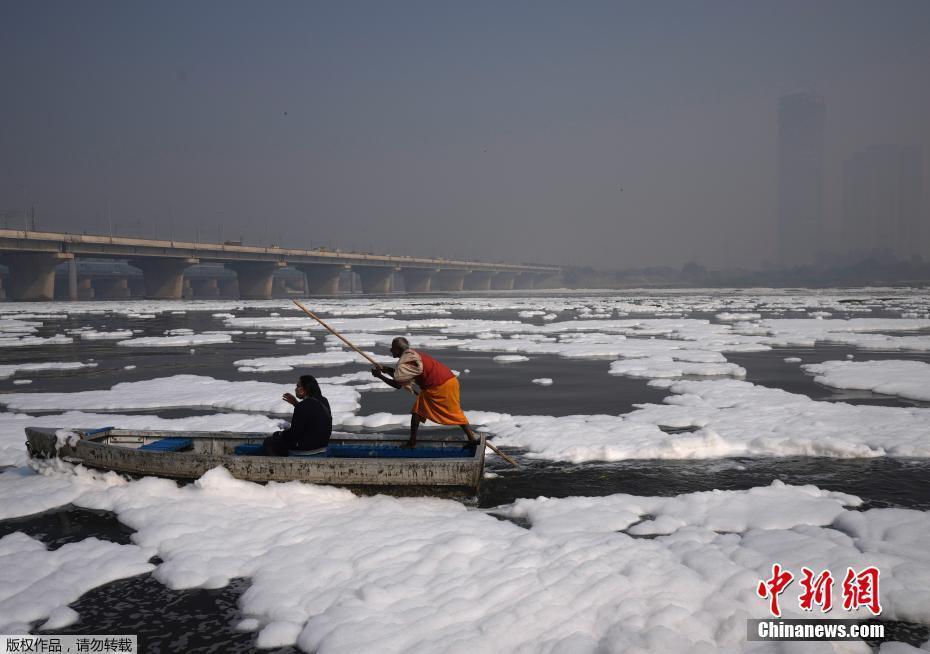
[2,1,928,269]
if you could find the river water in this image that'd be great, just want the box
[1,290,929,652]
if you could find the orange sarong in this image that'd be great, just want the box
[412,376,468,425]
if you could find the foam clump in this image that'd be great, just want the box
[233,351,365,372]
[609,356,745,379]
[500,480,860,536]
[0,463,128,520]
[752,317,930,351]
[480,377,930,462]
[0,362,97,380]
[626,378,930,458]
[0,532,155,633]
[0,375,360,419]
[40,606,80,630]
[117,333,233,347]
[0,335,73,348]
[803,359,930,402]
[716,312,761,321]
[78,330,134,340]
[493,354,529,363]
[17,473,920,652]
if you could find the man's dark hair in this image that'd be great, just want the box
[392,336,409,351]
[299,374,323,399]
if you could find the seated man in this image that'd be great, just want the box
[263,374,332,456]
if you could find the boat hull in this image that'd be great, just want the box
[25,427,486,495]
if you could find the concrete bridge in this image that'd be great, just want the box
[0,229,560,301]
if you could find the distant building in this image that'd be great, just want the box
[776,92,825,265]
[843,145,924,259]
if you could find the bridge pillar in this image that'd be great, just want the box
[514,273,537,290]
[93,277,131,300]
[294,273,308,294]
[298,264,348,295]
[131,258,198,299]
[464,270,494,291]
[67,258,78,301]
[272,276,291,298]
[190,277,220,299]
[402,268,437,293]
[434,269,470,292]
[2,252,73,301]
[227,261,285,300]
[491,272,517,290]
[537,273,562,289]
[357,266,396,294]
[77,278,95,300]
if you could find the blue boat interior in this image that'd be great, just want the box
[233,442,477,458]
[139,438,194,452]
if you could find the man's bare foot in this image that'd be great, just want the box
[403,440,416,448]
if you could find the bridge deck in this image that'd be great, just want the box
[0,229,557,274]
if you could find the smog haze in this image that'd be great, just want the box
[2,1,929,270]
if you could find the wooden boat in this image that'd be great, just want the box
[25,427,486,495]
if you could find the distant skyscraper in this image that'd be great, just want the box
[776,92,825,265]
[843,145,924,259]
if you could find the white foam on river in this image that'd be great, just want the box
[803,359,930,402]
[0,335,73,347]
[76,329,134,340]
[0,361,97,380]
[0,375,361,421]
[117,333,234,347]
[0,529,155,633]
[1,468,927,652]
[234,351,376,373]
[3,291,930,651]
[4,372,930,465]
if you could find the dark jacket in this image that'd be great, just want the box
[278,396,332,451]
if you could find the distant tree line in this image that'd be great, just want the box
[562,254,930,288]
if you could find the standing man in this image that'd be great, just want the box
[371,337,478,447]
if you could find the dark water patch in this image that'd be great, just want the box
[359,352,669,417]
[866,620,930,649]
[0,310,332,392]
[36,575,298,654]
[816,392,922,408]
[658,425,699,434]
[477,456,930,511]
[865,328,930,337]
[485,512,532,530]
[0,506,134,549]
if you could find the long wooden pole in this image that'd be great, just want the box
[291,300,518,467]
[479,436,518,466]
[292,300,383,370]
